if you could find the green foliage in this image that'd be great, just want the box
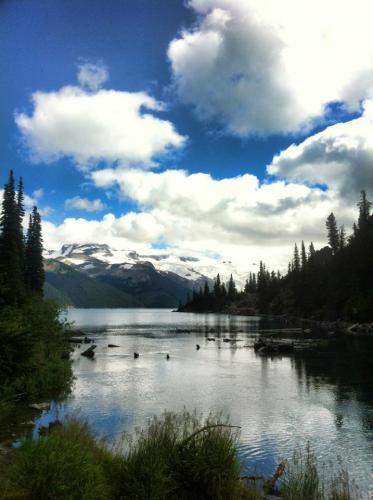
[0,170,24,304]
[25,207,44,295]
[0,412,256,500]
[182,191,373,321]
[0,419,112,500]
[0,171,72,414]
[0,297,72,403]
[119,411,243,500]
[281,445,360,500]
[1,415,361,500]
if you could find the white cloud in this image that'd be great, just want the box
[65,196,106,212]
[15,76,186,169]
[77,62,108,90]
[0,189,52,221]
[267,100,373,199]
[79,166,357,272]
[33,188,44,199]
[43,169,356,272]
[168,0,373,135]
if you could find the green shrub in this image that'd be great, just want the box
[0,297,72,406]
[117,410,245,500]
[0,419,113,500]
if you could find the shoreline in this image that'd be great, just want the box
[177,307,373,337]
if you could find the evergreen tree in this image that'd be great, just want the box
[339,225,346,250]
[0,171,25,304]
[308,242,315,259]
[227,274,237,300]
[301,241,307,269]
[213,274,221,297]
[25,207,44,295]
[357,190,372,231]
[293,244,300,273]
[326,213,339,254]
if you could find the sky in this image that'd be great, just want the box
[2,0,373,274]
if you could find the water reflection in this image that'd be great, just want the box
[38,309,373,495]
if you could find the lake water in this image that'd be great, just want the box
[39,309,373,495]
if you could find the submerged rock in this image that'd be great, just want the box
[81,345,96,358]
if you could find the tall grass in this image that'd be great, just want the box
[281,444,361,500]
[118,410,247,499]
[0,413,363,500]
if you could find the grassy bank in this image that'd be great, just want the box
[0,412,361,500]
[0,298,72,422]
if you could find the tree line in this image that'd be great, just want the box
[180,190,373,321]
[0,170,70,408]
[0,170,44,306]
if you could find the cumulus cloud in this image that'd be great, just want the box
[168,0,373,135]
[86,166,357,271]
[64,196,106,212]
[43,211,164,249]
[77,62,108,90]
[267,100,373,199]
[15,73,186,169]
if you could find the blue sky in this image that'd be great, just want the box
[2,0,373,270]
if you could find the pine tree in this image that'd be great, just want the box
[326,213,339,254]
[293,244,300,273]
[16,177,26,276]
[301,241,307,269]
[357,190,372,231]
[25,206,44,295]
[0,170,25,304]
[213,274,221,297]
[339,225,346,250]
[227,274,237,300]
[308,242,315,259]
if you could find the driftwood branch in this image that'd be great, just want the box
[240,475,264,481]
[265,459,287,494]
[179,424,241,449]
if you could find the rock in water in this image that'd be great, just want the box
[81,345,96,358]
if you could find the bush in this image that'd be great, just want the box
[117,410,246,500]
[0,297,72,405]
[1,412,256,500]
[0,419,113,500]
[0,415,361,500]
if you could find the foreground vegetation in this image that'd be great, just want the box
[0,171,72,420]
[181,191,373,322]
[0,412,361,500]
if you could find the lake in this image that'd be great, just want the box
[38,309,373,495]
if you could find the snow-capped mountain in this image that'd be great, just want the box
[47,243,246,286]
[44,243,248,308]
